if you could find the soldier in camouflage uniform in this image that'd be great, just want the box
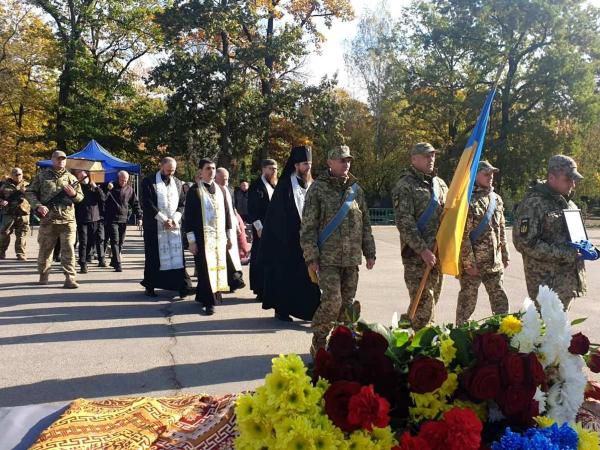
[513,154,586,310]
[27,151,84,288]
[300,145,376,357]
[456,161,509,325]
[391,143,448,330]
[0,168,30,260]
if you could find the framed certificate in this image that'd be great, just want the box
[563,209,588,242]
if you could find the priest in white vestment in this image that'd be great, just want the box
[140,157,192,298]
[185,159,232,315]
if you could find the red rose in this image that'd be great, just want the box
[418,420,448,448]
[323,380,362,432]
[500,353,525,386]
[496,384,535,417]
[408,357,448,394]
[358,330,389,358]
[569,332,591,355]
[515,399,539,427]
[588,350,600,373]
[347,384,391,431]
[328,326,355,358]
[473,332,509,362]
[443,407,482,450]
[314,348,357,382]
[398,432,432,450]
[523,352,545,387]
[463,364,501,400]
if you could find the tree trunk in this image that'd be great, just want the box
[256,2,275,169]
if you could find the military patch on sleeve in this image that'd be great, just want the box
[519,218,529,235]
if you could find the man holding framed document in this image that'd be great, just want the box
[513,154,597,310]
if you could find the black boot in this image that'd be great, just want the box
[114,264,123,272]
[205,305,215,315]
[79,264,88,274]
[98,258,108,268]
[145,287,157,297]
[275,311,293,322]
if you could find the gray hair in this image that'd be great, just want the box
[117,170,129,178]
[160,157,177,166]
[11,167,23,176]
[216,167,229,176]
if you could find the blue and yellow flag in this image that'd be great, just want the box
[436,87,497,276]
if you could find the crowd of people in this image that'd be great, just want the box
[0,144,596,358]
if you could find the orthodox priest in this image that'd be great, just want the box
[185,159,232,315]
[215,167,245,292]
[140,157,192,298]
[260,146,320,321]
[247,159,277,302]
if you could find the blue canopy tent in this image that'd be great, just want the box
[36,140,141,183]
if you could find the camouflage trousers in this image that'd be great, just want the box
[0,214,29,257]
[38,222,77,277]
[311,265,359,356]
[402,257,443,330]
[456,270,509,325]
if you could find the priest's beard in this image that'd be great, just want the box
[265,172,278,187]
[296,169,312,184]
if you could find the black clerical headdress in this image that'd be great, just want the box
[282,145,312,177]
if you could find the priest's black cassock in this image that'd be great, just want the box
[248,175,274,300]
[140,173,192,293]
[184,182,232,308]
[260,147,320,320]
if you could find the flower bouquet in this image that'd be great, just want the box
[235,286,600,449]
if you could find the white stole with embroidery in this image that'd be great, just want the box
[223,187,243,271]
[198,183,229,293]
[155,172,184,271]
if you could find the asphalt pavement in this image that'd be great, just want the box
[1,226,599,408]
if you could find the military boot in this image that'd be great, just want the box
[38,271,50,285]
[63,275,79,289]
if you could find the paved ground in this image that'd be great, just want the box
[1,226,599,408]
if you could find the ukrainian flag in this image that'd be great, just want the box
[436,87,497,276]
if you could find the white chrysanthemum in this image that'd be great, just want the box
[487,402,505,422]
[511,297,542,352]
[535,286,587,424]
[534,388,547,413]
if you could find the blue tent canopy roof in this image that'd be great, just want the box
[37,140,141,181]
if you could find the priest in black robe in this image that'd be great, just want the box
[140,157,192,298]
[247,159,277,302]
[260,146,321,321]
[184,159,232,315]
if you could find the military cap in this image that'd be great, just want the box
[548,155,583,181]
[477,160,499,173]
[261,158,277,168]
[52,150,67,160]
[328,145,353,160]
[410,142,437,156]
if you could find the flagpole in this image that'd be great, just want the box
[407,61,506,323]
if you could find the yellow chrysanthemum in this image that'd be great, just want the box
[236,394,257,422]
[440,337,457,366]
[438,372,458,397]
[499,315,522,337]
[533,416,555,428]
[285,430,315,450]
[238,417,271,442]
[575,422,600,450]
[346,430,377,450]
[312,428,342,450]
[272,353,307,377]
[370,426,397,448]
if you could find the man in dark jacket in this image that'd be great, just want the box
[105,170,142,272]
[74,170,106,273]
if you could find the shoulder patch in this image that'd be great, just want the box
[519,218,529,235]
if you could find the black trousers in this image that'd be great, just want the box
[107,222,127,266]
[77,221,101,265]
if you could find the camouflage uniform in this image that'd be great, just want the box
[0,178,30,259]
[27,164,83,284]
[300,146,376,356]
[456,184,509,325]
[513,179,585,310]
[391,145,448,330]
